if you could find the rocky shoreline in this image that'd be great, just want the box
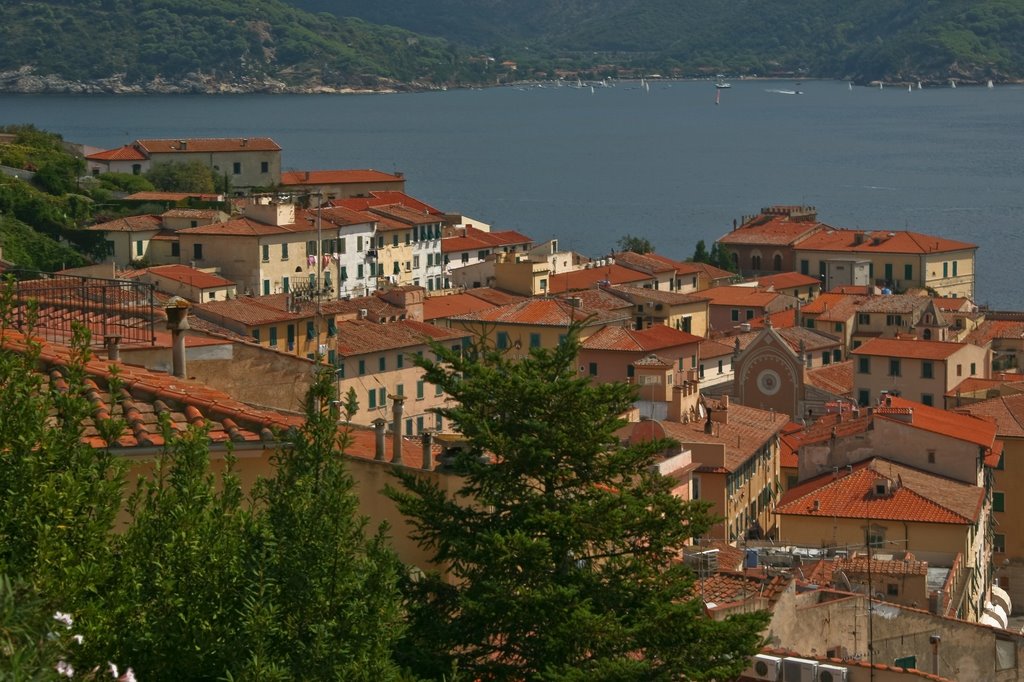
[0,66,434,95]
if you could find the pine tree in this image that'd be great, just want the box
[388,331,769,681]
[691,239,710,263]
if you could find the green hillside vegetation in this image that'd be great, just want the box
[293,0,1024,82]
[0,0,489,88]
[0,213,85,271]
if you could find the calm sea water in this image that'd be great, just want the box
[2,80,1022,307]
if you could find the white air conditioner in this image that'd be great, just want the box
[816,664,848,682]
[782,658,818,682]
[750,654,782,681]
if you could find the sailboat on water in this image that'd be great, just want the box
[950,79,957,89]
[848,81,853,91]
[988,80,995,88]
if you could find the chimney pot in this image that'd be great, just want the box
[104,335,122,361]
[372,418,387,461]
[164,297,191,378]
[391,395,406,464]
[421,431,434,471]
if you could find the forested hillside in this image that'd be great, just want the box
[0,0,486,92]
[294,0,1024,82]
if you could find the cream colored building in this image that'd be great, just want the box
[134,137,282,191]
[852,337,990,407]
[279,169,406,201]
[84,215,164,267]
[794,229,977,299]
[607,284,710,337]
[335,319,466,431]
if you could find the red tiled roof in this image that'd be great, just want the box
[193,296,308,327]
[367,203,442,226]
[280,169,404,186]
[804,361,854,396]
[694,286,785,308]
[690,570,790,607]
[608,284,703,306]
[463,287,525,307]
[332,191,441,215]
[176,212,317,237]
[956,393,1024,438]
[717,212,826,246]
[554,288,634,313]
[748,307,797,329]
[851,337,967,360]
[966,319,1024,347]
[933,297,974,312]
[160,208,227,220]
[84,214,162,233]
[796,229,976,255]
[85,144,147,161]
[336,319,464,356]
[581,325,702,352]
[609,251,677,274]
[0,330,302,450]
[648,403,790,472]
[442,226,532,253]
[318,205,378,227]
[877,395,998,450]
[451,298,629,327]
[856,294,930,314]
[944,375,1024,397]
[547,264,653,293]
[135,137,281,153]
[754,272,821,291]
[423,293,497,321]
[138,265,235,290]
[833,555,928,577]
[775,458,983,524]
[699,338,735,359]
[733,326,840,355]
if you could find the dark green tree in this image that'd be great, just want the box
[691,239,710,263]
[616,234,654,254]
[709,242,736,272]
[144,160,217,193]
[388,330,769,681]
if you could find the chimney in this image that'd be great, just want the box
[241,138,248,147]
[178,139,187,150]
[391,395,406,464]
[304,170,310,181]
[164,297,191,378]
[104,335,122,362]
[372,418,387,461]
[421,431,434,471]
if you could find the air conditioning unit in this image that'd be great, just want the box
[750,654,782,681]
[782,657,818,682]
[816,664,848,682]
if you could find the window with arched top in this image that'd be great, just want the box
[923,329,932,340]
[751,254,762,270]
[773,253,783,271]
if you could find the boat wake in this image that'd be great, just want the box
[766,89,803,95]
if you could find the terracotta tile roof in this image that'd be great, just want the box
[332,192,441,215]
[851,337,967,360]
[805,361,855,396]
[734,327,840,354]
[698,338,736,359]
[85,144,147,161]
[581,325,702,352]
[933,297,973,312]
[367,204,442,226]
[800,292,863,318]
[832,284,875,294]
[176,213,316,237]
[944,375,1024,397]
[608,283,703,306]
[452,298,630,327]
[775,458,983,524]
[135,137,281,153]
[193,296,306,327]
[463,287,525,306]
[956,393,1024,438]
[442,226,532,253]
[280,169,404,186]
[690,570,790,607]
[877,395,999,450]
[694,286,786,308]
[748,307,797,329]
[247,292,405,324]
[671,259,736,281]
[654,403,789,472]
[423,293,498,321]
[717,212,826,246]
[316,205,378,227]
[686,540,748,572]
[785,412,872,450]
[554,288,634,313]
[632,353,673,368]
[0,330,302,450]
[796,229,976,255]
[336,319,465,356]
[123,191,224,202]
[136,264,235,290]
[966,319,1024,347]
[779,422,803,469]
[754,272,821,291]
[609,251,677,274]
[547,263,653,293]
[84,214,162,233]
[856,294,930,314]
